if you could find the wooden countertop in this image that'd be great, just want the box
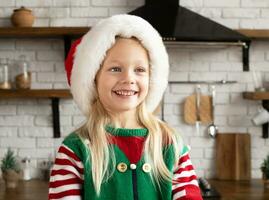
[0,179,268,200]
[209,179,269,200]
[0,179,48,200]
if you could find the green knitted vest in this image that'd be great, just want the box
[63,128,185,200]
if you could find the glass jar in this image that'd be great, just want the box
[15,55,31,89]
[0,58,12,89]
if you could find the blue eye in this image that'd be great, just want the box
[110,67,121,72]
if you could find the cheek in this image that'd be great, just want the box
[96,73,112,92]
[141,77,149,93]
[97,82,110,96]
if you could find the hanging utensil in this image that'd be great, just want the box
[196,85,201,135]
[207,85,218,138]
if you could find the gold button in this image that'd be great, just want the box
[117,162,127,172]
[142,163,151,173]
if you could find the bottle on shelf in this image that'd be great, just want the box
[0,58,12,89]
[15,55,31,89]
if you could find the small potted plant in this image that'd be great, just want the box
[1,148,21,188]
[261,154,269,188]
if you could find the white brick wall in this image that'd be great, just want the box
[70,0,90,7]
[52,0,70,7]
[92,0,127,6]
[222,8,260,18]
[0,0,269,179]
[1,137,36,148]
[0,116,34,126]
[0,127,17,137]
[204,0,240,8]
[0,0,15,7]
[15,0,53,7]
[180,0,203,7]
[71,7,108,17]
[0,0,268,28]
[241,0,269,8]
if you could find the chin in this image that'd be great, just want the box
[114,106,138,113]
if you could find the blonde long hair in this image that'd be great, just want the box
[78,97,182,195]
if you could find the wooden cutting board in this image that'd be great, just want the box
[216,133,251,180]
[184,94,213,125]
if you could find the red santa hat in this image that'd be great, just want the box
[65,14,169,116]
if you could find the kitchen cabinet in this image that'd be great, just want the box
[0,89,72,138]
[243,91,269,138]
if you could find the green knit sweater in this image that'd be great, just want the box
[62,127,176,200]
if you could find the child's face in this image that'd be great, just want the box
[96,37,150,115]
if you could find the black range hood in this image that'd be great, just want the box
[129,0,251,71]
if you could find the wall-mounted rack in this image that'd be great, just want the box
[169,80,237,84]
[161,80,237,121]
[165,41,250,71]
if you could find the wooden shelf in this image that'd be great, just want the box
[236,29,269,39]
[243,91,269,100]
[0,27,89,37]
[0,27,90,57]
[243,91,269,139]
[0,27,267,39]
[0,89,72,98]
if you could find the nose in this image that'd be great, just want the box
[120,70,135,84]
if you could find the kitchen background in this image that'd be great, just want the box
[0,0,269,180]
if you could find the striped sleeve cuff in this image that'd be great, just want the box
[172,147,202,200]
[48,144,84,200]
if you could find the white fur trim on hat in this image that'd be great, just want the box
[71,14,169,116]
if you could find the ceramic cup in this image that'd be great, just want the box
[252,107,269,125]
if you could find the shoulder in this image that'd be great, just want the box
[162,131,189,161]
[180,144,190,155]
[162,130,184,153]
[62,132,90,162]
[63,132,82,144]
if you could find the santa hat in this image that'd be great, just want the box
[65,14,169,116]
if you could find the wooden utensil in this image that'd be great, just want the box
[184,94,213,125]
[196,85,201,135]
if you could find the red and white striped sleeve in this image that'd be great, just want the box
[172,148,202,200]
[48,144,84,200]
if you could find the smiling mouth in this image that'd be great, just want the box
[113,90,138,96]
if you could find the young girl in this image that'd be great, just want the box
[49,14,202,200]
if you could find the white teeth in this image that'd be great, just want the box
[114,90,136,96]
